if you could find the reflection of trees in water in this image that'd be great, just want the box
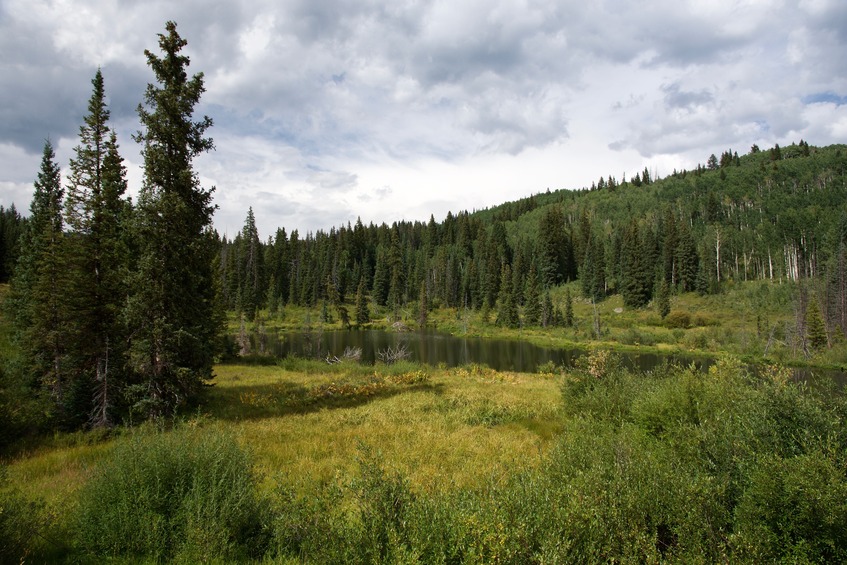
[229,329,847,384]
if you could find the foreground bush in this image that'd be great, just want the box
[75,425,268,562]
[0,467,52,563]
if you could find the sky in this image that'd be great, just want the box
[1,0,847,238]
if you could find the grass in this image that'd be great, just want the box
[208,360,559,495]
[3,358,562,556]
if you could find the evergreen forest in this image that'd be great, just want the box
[2,20,847,565]
[220,139,847,356]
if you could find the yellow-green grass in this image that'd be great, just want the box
[5,360,562,515]
[208,361,560,495]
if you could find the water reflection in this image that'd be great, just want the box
[231,328,845,386]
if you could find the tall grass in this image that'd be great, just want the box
[74,425,268,562]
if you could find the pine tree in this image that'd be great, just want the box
[371,245,389,306]
[523,261,541,325]
[12,140,69,415]
[125,22,220,418]
[540,289,551,328]
[656,278,671,319]
[418,280,428,328]
[496,262,519,328]
[707,154,719,170]
[581,233,606,301]
[0,205,25,283]
[620,221,651,308]
[806,298,828,351]
[675,219,699,292]
[538,206,574,286]
[63,70,132,427]
[238,208,263,318]
[386,228,404,319]
[355,276,370,326]
[564,287,574,327]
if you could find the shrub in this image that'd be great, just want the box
[0,468,52,563]
[620,326,657,346]
[692,312,717,327]
[733,451,847,561]
[664,310,691,329]
[75,425,268,562]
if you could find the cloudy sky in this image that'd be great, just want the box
[1,0,846,237]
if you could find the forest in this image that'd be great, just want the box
[219,140,847,358]
[2,21,847,564]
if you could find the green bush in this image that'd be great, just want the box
[620,326,658,346]
[75,425,268,562]
[0,468,52,564]
[664,310,691,329]
[733,451,847,561]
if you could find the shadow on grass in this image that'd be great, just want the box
[202,380,442,422]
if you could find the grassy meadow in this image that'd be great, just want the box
[2,356,562,561]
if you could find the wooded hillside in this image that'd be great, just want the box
[220,142,847,336]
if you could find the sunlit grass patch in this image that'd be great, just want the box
[204,360,561,496]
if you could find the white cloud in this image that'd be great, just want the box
[1,0,846,237]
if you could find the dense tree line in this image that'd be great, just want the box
[221,142,847,340]
[0,205,26,283]
[4,22,219,432]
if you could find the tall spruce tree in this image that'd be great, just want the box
[675,219,699,292]
[523,260,541,325]
[126,21,220,418]
[12,140,69,416]
[64,70,131,427]
[0,204,26,283]
[496,262,519,328]
[620,220,651,308]
[564,287,574,327]
[237,207,263,318]
[355,276,370,326]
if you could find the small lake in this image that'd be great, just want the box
[233,328,847,386]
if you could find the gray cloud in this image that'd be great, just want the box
[662,83,713,111]
[2,0,847,234]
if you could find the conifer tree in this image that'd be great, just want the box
[125,21,220,418]
[656,278,671,319]
[371,246,389,307]
[238,208,263,318]
[538,206,574,286]
[64,70,131,427]
[418,280,428,328]
[564,287,574,327]
[0,205,26,283]
[620,221,651,308]
[675,219,699,292]
[806,298,828,351]
[523,261,541,325]
[540,289,551,328]
[386,229,404,318]
[496,262,519,328]
[581,234,606,301]
[12,140,69,415]
[355,276,370,326]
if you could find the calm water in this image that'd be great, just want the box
[235,328,846,385]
